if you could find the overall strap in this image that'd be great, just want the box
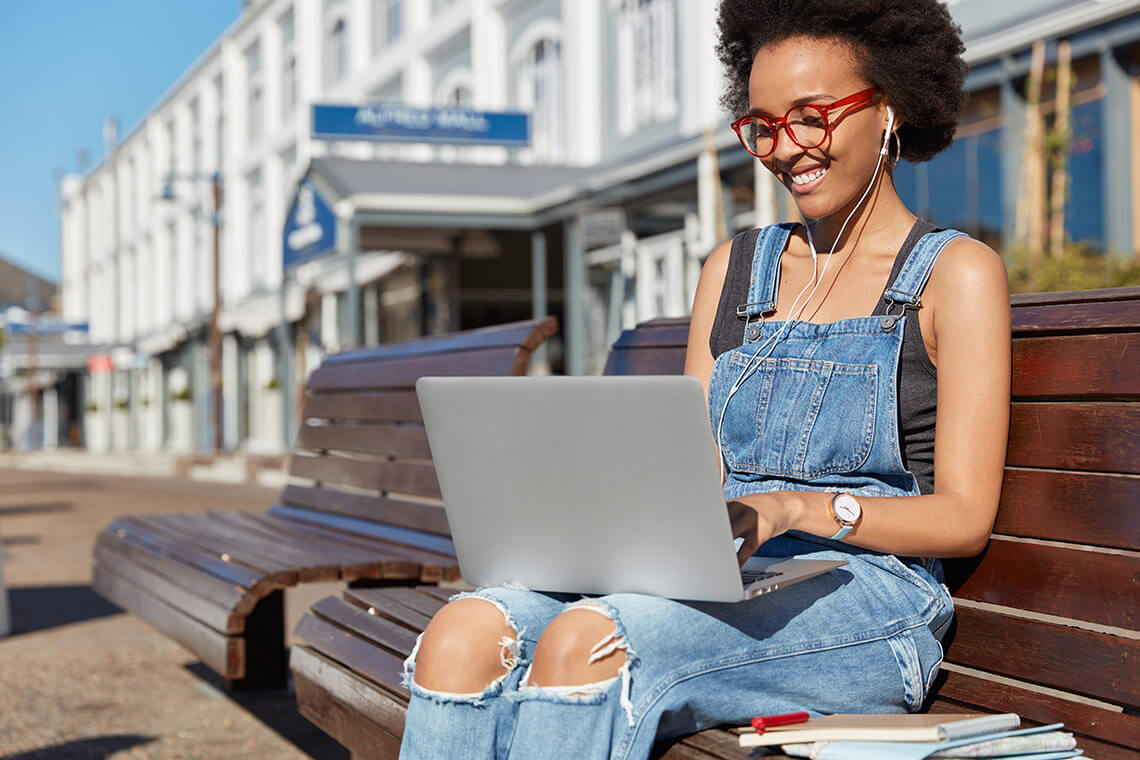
[882,228,967,306]
[739,223,797,320]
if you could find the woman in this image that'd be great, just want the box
[398,1,1011,758]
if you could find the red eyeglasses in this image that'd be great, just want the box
[731,88,881,159]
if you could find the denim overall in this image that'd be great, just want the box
[398,224,959,760]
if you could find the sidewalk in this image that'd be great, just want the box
[0,467,347,759]
[0,449,289,490]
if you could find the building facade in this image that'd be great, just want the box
[59,0,1140,454]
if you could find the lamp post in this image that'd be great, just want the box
[159,172,224,452]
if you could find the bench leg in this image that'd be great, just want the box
[227,590,288,691]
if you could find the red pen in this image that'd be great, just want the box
[750,711,811,733]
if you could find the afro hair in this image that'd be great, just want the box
[716,0,969,162]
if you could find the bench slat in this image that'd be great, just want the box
[94,543,240,633]
[343,588,437,631]
[95,531,251,617]
[295,421,432,459]
[267,504,457,574]
[310,596,420,656]
[109,517,268,590]
[93,562,244,678]
[143,513,332,582]
[1012,333,1140,398]
[293,650,404,757]
[1010,298,1140,333]
[321,317,557,366]
[603,347,687,376]
[290,453,441,500]
[280,483,451,537]
[294,613,409,706]
[234,512,423,580]
[943,606,1140,708]
[953,538,1140,631]
[303,389,423,423]
[934,669,1140,753]
[1007,403,1140,474]
[308,347,521,390]
[995,469,1140,551]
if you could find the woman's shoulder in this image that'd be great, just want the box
[925,233,1010,319]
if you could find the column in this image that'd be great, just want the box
[1102,42,1134,256]
[531,229,549,373]
[1000,56,1026,249]
[563,217,586,376]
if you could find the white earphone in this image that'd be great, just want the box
[714,103,896,484]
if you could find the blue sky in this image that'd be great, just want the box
[0,0,239,284]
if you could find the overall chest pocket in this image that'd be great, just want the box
[721,353,878,480]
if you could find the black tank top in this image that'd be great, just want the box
[708,219,940,494]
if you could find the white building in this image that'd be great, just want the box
[59,0,1140,454]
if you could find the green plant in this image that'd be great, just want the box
[1003,243,1140,294]
[114,398,130,411]
[263,375,281,391]
[170,387,193,403]
[85,401,100,414]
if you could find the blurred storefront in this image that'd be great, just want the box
[57,0,1140,454]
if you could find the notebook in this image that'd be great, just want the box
[738,713,1022,747]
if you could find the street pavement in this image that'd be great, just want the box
[0,466,350,759]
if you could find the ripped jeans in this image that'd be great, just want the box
[397,534,954,760]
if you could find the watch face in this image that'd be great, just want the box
[833,494,860,523]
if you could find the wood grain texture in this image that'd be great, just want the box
[1007,403,1140,473]
[303,390,423,424]
[296,421,432,459]
[289,453,441,499]
[953,538,1140,630]
[943,606,1140,707]
[933,669,1140,751]
[308,347,520,390]
[1012,333,1140,398]
[293,654,404,757]
[320,317,557,367]
[280,484,451,536]
[602,347,687,376]
[994,469,1140,550]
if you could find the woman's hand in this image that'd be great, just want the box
[726,492,801,566]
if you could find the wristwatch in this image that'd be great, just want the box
[828,493,862,540]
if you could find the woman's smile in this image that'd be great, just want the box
[786,163,830,193]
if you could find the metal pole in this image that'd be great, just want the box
[563,216,585,376]
[344,216,360,347]
[210,175,224,451]
[530,229,548,371]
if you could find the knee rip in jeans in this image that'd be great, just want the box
[400,593,524,706]
[515,600,638,727]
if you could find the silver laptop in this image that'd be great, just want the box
[415,375,846,602]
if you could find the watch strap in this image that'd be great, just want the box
[828,524,853,541]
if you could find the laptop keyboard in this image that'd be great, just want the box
[740,569,782,584]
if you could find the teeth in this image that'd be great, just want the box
[791,167,827,186]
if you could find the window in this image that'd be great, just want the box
[371,0,403,55]
[617,0,677,135]
[517,37,564,163]
[327,17,349,85]
[247,168,265,289]
[280,8,296,121]
[246,40,263,143]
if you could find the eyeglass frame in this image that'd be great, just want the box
[730,87,882,159]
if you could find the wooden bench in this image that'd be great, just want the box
[290,288,1140,759]
[92,317,558,690]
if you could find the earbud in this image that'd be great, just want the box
[880,106,896,157]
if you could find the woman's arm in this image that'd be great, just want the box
[736,237,1012,558]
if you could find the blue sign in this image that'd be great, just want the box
[5,320,89,335]
[312,103,530,146]
[283,180,337,270]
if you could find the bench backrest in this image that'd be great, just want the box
[602,287,1140,755]
[269,318,558,556]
